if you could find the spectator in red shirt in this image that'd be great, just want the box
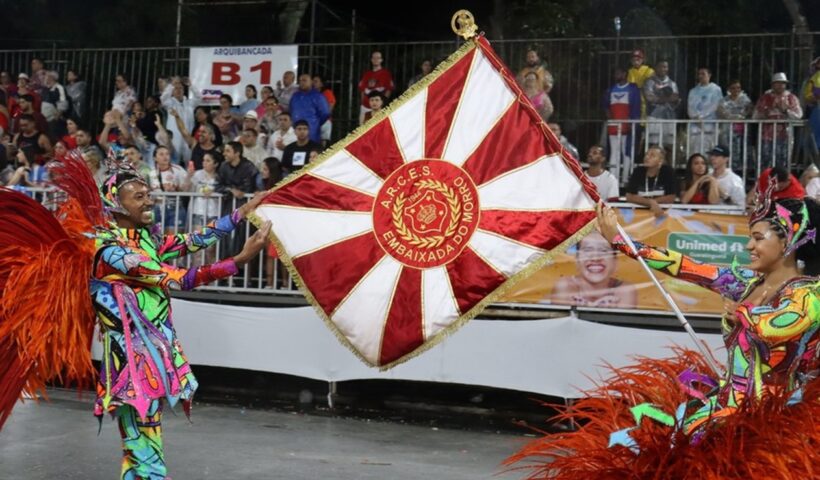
[61,117,80,149]
[358,50,394,125]
[748,166,805,208]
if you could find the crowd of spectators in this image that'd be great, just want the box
[530,48,820,218]
[1,49,819,227]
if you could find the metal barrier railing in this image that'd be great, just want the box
[604,118,809,186]
[22,188,750,297]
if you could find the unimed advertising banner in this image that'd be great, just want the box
[188,45,299,105]
[502,209,751,315]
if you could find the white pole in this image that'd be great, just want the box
[614,223,723,376]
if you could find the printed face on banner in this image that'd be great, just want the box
[504,209,752,314]
[189,46,299,105]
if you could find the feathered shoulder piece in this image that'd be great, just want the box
[0,153,102,430]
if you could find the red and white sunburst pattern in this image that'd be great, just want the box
[256,36,600,368]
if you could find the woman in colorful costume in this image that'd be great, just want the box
[506,191,820,479]
[0,150,271,479]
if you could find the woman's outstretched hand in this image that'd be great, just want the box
[596,202,621,244]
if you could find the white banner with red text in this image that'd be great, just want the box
[188,45,298,105]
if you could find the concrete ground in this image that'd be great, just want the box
[0,389,532,479]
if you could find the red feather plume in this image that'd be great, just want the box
[503,348,820,479]
[0,188,97,430]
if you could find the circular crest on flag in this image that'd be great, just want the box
[373,160,479,269]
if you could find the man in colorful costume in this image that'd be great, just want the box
[0,150,271,479]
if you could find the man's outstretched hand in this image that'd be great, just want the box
[234,220,272,266]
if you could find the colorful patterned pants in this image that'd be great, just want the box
[116,401,166,480]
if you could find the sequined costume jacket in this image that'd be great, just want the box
[611,235,820,435]
[91,210,242,420]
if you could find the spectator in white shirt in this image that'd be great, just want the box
[584,145,619,201]
[265,112,297,160]
[239,128,267,169]
[111,74,137,114]
[161,77,201,163]
[707,145,745,207]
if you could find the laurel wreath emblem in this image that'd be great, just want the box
[392,179,462,249]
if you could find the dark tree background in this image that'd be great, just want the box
[0,0,817,48]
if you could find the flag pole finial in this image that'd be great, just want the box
[451,10,478,40]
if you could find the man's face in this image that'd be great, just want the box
[277,114,291,130]
[298,74,311,90]
[145,97,158,111]
[19,119,34,134]
[587,146,604,165]
[17,98,30,112]
[220,97,231,109]
[775,177,790,192]
[630,54,644,68]
[132,102,145,119]
[548,123,561,137]
[526,50,539,66]
[264,98,278,114]
[371,52,383,68]
[115,181,155,229]
[656,62,669,77]
[173,85,184,99]
[295,125,309,141]
[76,131,91,147]
[243,118,258,131]
[224,145,238,161]
[115,76,126,89]
[0,72,9,84]
[240,130,257,147]
[614,69,626,83]
[125,147,142,165]
[312,77,323,90]
[645,148,662,168]
[697,69,710,85]
[17,78,28,89]
[31,59,43,72]
[709,153,727,170]
[728,82,742,97]
[772,81,786,94]
[198,127,212,144]
[283,72,295,86]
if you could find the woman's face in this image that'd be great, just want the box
[115,76,126,90]
[746,221,787,273]
[66,119,78,134]
[16,150,29,166]
[261,162,270,179]
[728,82,741,98]
[54,141,67,158]
[203,154,217,173]
[83,154,99,171]
[132,102,144,118]
[155,148,171,169]
[690,155,707,176]
[575,233,617,286]
[67,71,77,83]
[421,61,432,74]
[220,97,231,110]
[196,108,208,123]
[245,86,255,99]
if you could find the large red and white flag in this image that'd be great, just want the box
[254,36,600,368]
